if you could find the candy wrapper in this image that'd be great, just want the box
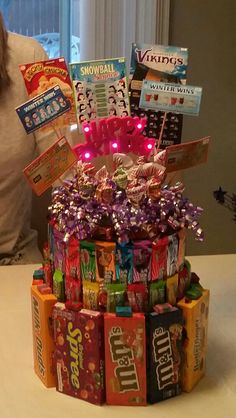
[177,228,186,269]
[53,270,65,302]
[115,242,133,284]
[126,179,146,207]
[95,241,116,284]
[53,227,66,273]
[151,236,168,281]
[106,283,126,312]
[80,241,96,282]
[132,241,152,284]
[43,261,53,289]
[82,280,100,310]
[177,259,191,301]
[95,166,115,205]
[127,283,148,312]
[148,280,166,311]
[113,167,128,190]
[64,237,81,305]
[167,234,179,277]
[166,273,178,306]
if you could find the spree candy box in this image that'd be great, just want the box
[104,312,146,405]
[52,304,105,404]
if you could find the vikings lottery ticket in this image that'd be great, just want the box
[129,43,188,147]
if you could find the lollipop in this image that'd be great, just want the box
[147,177,162,200]
[113,153,134,169]
[96,181,114,205]
[126,180,146,206]
[136,162,166,180]
[153,149,167,166]
[113,167,128,190]
[79,174,96,200]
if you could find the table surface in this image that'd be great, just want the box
[0,254,235,418]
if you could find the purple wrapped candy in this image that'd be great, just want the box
[48,160,204,243]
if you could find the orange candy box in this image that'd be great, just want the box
[31,285,57,388]
[104,312,147,406]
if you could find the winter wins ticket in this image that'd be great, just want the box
[140,81,202,116]
[16,85,71,134]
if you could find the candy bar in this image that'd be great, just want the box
[133,240,152,283]
[95,241,116,283]
[151,237,168,280]
[80,241,96,282]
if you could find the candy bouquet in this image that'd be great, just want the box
[15,42,210,406]
[30,145,209,406]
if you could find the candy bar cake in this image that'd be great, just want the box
[31,151,209,406]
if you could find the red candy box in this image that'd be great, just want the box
[52,304,105,405]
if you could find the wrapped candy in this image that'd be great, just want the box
[112,167,128,190]
[48,153,204,244]
[79,174,97,200]
[126,179,146,206]
[147,177,162,200]
[113,153,134,169]
[135,162,165,179]
[95,166,116,205]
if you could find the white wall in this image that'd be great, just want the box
[169,0,236,255]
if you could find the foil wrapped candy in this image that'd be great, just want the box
[48,153,204,243]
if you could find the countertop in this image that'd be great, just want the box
[0,254,235,418]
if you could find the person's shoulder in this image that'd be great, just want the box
[8,32,42,50]
[8,32,48,61]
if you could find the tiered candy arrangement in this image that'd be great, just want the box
[24,42,210,407]
[31,151,209,406]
